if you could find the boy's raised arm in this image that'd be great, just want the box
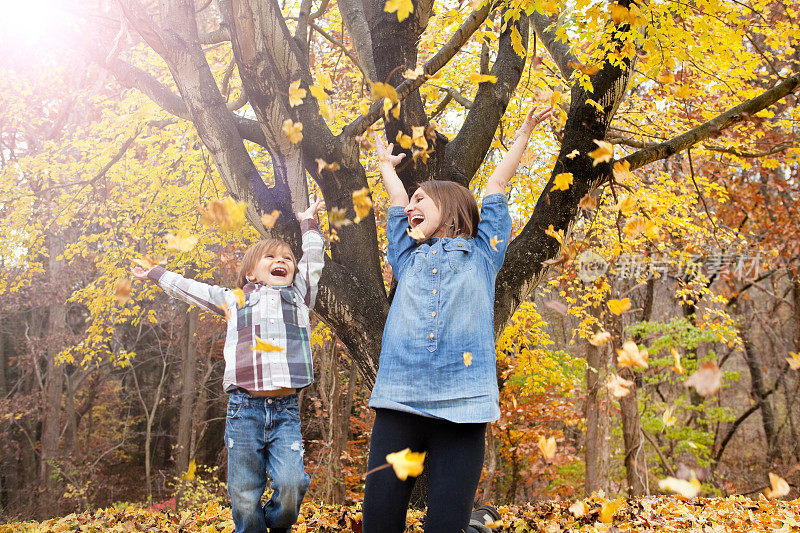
[485,106,553,196]
[132,265,229,317]
[294,199,326,307]
[374,132,410,207]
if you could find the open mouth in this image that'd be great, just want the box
[409,214,424,227]
[270,266,288,277]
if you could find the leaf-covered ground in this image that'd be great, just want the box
[2,496,799,532]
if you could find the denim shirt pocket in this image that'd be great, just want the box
[235,292,260,331]
[403,248,428,278]
[444,238,473,273]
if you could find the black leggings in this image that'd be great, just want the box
[362,408,486,533]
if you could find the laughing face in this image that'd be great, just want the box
[405,187,442,239]
[248,245,296,287]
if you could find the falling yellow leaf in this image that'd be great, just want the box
[624,216,660,240]
[575,195,596,214]
[260,210,281,229]
[590,331,612,347]
[200,197,248,232]
[589,139,614,166]
[610,3,630,24]
[232,288,246,308]
[328,207,352,229]
[586,98,604,112]
[468,73,498,84]
[569,500,588,518]
[765,472,791,499]
[352,187,373,223]
[568,61,600,75]
[657,71,675,84]
[671,348,684,374]
[288,79,306,107]
[396,131,413,149]
[551,172,574,192]
[566,149,580,159]
[309,84,327,102]
[411,126,428,149]
[407,226,426,241]
[683,361,723,397]
[662,406,677,427]
[786,352,800,370]
[545,224,564,244]
[315,158,340,174]
[613,160,632,181]
[385,448,425,480]
[606,374,634,398]
[252,336,283,352]
[371,81,399,103]
[538,436,556,460]
[165,233,199,252]
[599,499,623,523]
[328,229,340,242]
[490,235,503,251]
[282,119,303,144]
[613,194,636,215]
[463,352,472,366]
[617,340,648,369]
[115,278,132,304]
[607,298,631,315]
[133,257,159,270]
[659,476,701,498]
[402,67,424,80]
[181,459,197,481]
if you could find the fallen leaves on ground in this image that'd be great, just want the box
[4,496,800,532]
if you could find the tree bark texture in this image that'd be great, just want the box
[584,304,611,495]
[175,307,199,474]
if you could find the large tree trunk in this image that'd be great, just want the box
[175,307,199,474]
[584,302,611,495]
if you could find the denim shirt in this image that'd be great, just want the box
[369,193,513,423]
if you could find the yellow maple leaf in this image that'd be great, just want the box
[566,149,580,159]
[385,448,425,480]
[569,500,588,518]
[538,435,556,460]
[617,340,648,369]
[352,187,373,223]
[407,226,426,241]
[551,172,574,191]
[309,84,328,102]
[765,472,791,499]
[657,71,675,84]
[288,79,306,107]
[200,197,248,232]
[659,476,700,498]
[510,25,525,57]
[568,61,600,75]
[683,361,722,397]
[260,210,281,229]
[232,288,246,308]
[329,207,352,229]
[586,98,604,112]
[317,70,333,91]
[411,126,427,149]
[463,352,472,366]
[402,67,424,80]
[610,3,630,24]
[579,194,597,211]
[613,160,632,181]
[181,459,196,481]
[671,348,685,374]
[589,331,611,347]
[786,352,800,370]
[282,119,303,144]
[467,73,498,84]
[606,374,633,398]
[489,235,503,251]
[133,256,160,270]
[315,158,340,174]
[589,139,613,166]
[674,84,692,99]
[165,233,199,252]
[613,194,636,215]
[396,131,413,149]
[115,278,132,304]
[371,81,399,103]
[252,335,283,352]
[607,298,631,315]
[545,224,564,244]
[599,499,623,523]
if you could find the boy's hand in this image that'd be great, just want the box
[296,199,324,221]
[515,106,554,139]
[374,131,406,168]
[131,265,152,280]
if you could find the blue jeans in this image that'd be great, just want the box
[225,391,310,533]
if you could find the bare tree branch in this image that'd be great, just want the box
[309,21,368,79]
[199,27,231,44]
[623,72,800,171]
[529,11,576,80]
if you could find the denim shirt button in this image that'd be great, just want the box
[428,333,434,339]
[432,289,437,295]
[431,250,437,254]
[431,312,436,317]
[432,268,437,274]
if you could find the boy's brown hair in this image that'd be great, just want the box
[418,180,480,239]
[236,238,297,288]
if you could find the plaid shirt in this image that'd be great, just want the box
[147,220,325,391]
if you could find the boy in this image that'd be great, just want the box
[132,200,324,533]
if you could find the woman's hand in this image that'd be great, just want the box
[374,131,406,168]
[296,198,324,221]
[515,106,554,139]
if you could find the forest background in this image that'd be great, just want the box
[0,0,799,528]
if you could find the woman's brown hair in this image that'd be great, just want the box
[418,180,480,239]
[236,238,297,288]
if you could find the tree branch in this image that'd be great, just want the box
[623,72,800,171]
[343,2,491,139]
[199,27,231,44]
[309,21,367,79]
[529,11,575,80]
[337,0,376,80]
